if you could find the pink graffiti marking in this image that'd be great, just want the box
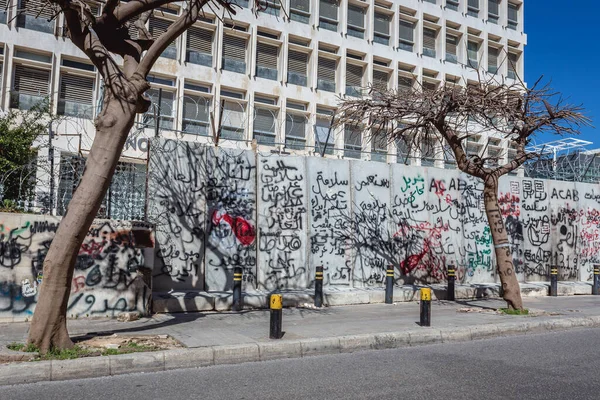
[212,210,256,246]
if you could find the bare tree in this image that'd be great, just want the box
[335,72,590,310]
[23,0,260,353]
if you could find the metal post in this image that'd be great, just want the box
[420,288,431,327]
[550,266,558,297]
[385,265,394,304]
[48,121,54,215]
[154,88,162,138]
[232,267,243,311]
[593,265,600,296]
[314,266,323,307]
[269,294,283,339]
[447,264,456,301]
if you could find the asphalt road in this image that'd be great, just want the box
[4,328,600,400]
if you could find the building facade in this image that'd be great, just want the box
[0,0,526,217]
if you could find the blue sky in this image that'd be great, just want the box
[525,1,598,146]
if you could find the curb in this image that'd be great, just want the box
[2,316,600,386]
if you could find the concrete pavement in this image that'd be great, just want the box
[2,295,600,386]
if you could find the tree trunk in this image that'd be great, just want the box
[483,177,524,310]
[27,95,139,353]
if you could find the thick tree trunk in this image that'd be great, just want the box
[27,94,139,353]
[483,177,524,310]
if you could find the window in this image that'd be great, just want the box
[319,0,338,31]
[344,126,362,159]
[11,65,51,110]
[254,108,277,145]
[372,69,389,91]
[446,0,459,11]
[259,0,280,16]
[182,94,210,135]
[421,136,436,167]
[231,0,249,7]
[150,17,177,59]
[220,95,246,140]
[507,52,518,79]
[347,4,365,39]
[398,19,415,52]
[222,33,247,73]
[315,109,334,155]
[0,0,7,24]
[17,0,54,33]
[398,75,414,92]
[186,26,213,66]
[396,139,410,164]
[255,42,279,80]
[345,63,363,97]
[446,33,458,64]
[371,135,387,162]
[488,46,499,74]
[290,0,310,23]
[508,2,519,30]
[423,80,438,92]
[467,0,479,17]
[488,0,499,24]
[423,27,437,58]
[317,57,336,92]
[373,12,390,45]
[58,73,95,119]
[467,41,479,68]
[143,88,175,130]
[287,50,308,87]
[285,113,307,150]
[424,0,436,3]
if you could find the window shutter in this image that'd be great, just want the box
[255,108,276,133]
[508,52,518,74]
[318,57,336,81]
[399,19,414,42]
[21,0,53,18]
[423,28,437,51]
[288,50,308,74]
[128,18,139,39]
[346,63,363,87]
[344,127,361,147]
[320,0,338,20]
[508,3,518,22]
[291,0,309,12]
[347,5,364,28]
[468,41,479,60]
[374,12,390,35]
[150,17,177,52]
[286,114,306,139]
[468,0,479,8]
[446,34,458,55]
[488,46,499,68]
[256,42,278,69]
[315,119,333,144]
[488,0,499,15]
[187,26,213,54]
[13,65,50,96]
[372,69,389,90]
[59,73,94,104]
[183,95,209,122]
[222,101,245,128]
[223,34,246,61]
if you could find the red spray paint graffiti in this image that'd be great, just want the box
[212,210,256,246]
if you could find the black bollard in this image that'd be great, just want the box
[232,267,243,311]
[420,288,431,327]
[447,264,456,301]
[593,265,600,296]
[269,294,283,339]
[385,265,394,304]
[550,266,558,297]
[315,266,324,307]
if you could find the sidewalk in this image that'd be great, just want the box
[2,295,600,385]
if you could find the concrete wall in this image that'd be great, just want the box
[0,213,153,322]
[149,138,600,293]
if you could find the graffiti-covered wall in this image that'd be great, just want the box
[148,139,600,293]
[0,213,153,321]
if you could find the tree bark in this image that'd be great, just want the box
[27,92,140,353]
[483,177,524,310]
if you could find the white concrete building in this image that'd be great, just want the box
[0,0,526,217]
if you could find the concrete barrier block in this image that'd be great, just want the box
[440,327,472,343]
[373,332,410,350]
[408,329,443,346]
[164,347,214,370]
[339,334,377,353]
[109,351,165,375]
[258,340,302,361]
[213,343,259,365]
[51,356,110,381]
[300,337,341,357]
[0,360,51,386]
